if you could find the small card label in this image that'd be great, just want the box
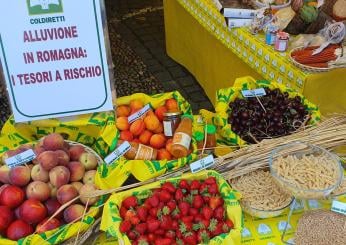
[104,141,131,165]
[241,88,266,98]
[331,200,346,216]
[128,104,151,123]
[5,149,36,168]
[190,155,215,173]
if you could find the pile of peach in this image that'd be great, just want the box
[0,133,100,241]
[116,98,180,161]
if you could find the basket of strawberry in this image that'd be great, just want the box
[100,170,242,245]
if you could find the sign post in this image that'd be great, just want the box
[0,0,114,122]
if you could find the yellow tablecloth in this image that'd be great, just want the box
[164,0,346,115]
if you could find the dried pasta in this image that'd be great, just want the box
[230,170,292,211]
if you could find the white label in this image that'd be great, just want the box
[5,149,36,168]
[128,104,151,123]
[241,88,266,98]
[331,200,346,215]
[173,132,191,149]
[104,141,131,164]
[190,155,214,173]
[0,0,113,123]
[163,120,173,137]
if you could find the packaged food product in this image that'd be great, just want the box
[171,114,193,158]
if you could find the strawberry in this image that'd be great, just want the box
[203,196,210,203]
[201,219,210,229]
[160,215,173,230]
[197,230,210,244]
[189,207,199,216]
[158,201,165,209]
[159,190,172,202]
[201,206,213,220]
[162,206,171,216]
[147,219,161,232]
[154,238,173,245]
[179,220,192,233]
[178,201,190,216]
[171,208,181,219]
[120,206,128,219]
[208,218,218,233]
[125,209,136,221]
[119,220,131,233]
[127,230,137,240]
[172,220,179,230]
[190,180,201,190]
[226,219,234,229]
[130,215,141,225]
[137,236,149,245]
[184,231,197,245]
[122,196,138,209]
[175,189,184,201]
[165,230,176,239]
[214,206,225,220]
[192,195,204,209]
[199,183,208,194]
[167,200,177,211]
[147,233,156,242]
[204,177,216,185]
[137,206,148,222]
[208,183,219,195]
[212,222,224,236]
[193,214,203,223]
[162,182,176,193]
[147,195,159,207]
[179,179,190,190]
[176,229,183,239]
[222,221,230,233]
[182,216,194,223]
[209,196,223,210]
[149,207,159,218]
[143,198,152,208]
[154,229,165,236]
[135,223,147,235]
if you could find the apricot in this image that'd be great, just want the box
[157,149,172,160]
[152,123,164,134]
[116,105,131,117]
[166,139,173,154]
[129,119,146,136]
[120,130,134,142]
[132,138,140,143]
[150,134,166,149]
[144,114,160,132]
[129,100,144,113]
[116,117,130,131]
[165,98,179,112]
[139,130,153,145]
[155,106,167,121]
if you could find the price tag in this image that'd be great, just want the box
[190,155,214,173]
[128,104,151,123]
[104,141,131,165]
[5,149,36,169]
[241,88,266,98]
[331,200,346,216]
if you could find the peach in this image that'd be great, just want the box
[49,166,70,188]
[130,119,146,136]
[68,161,85,182]
[68,145,85,161]
[129,99,144,113]
[132,138,140,143]
[0,185,25,208]
[165,98,179,112]
[44,198,62,219]
[150,134,166,149]
[79,184,99,205]
[6,220,33,241]
[116,105,131,117]
[55,150,70,166]
[57,184,78,205]
[120,130,134,141]
[43,133,65,151]
[116,116,130,131]
[0,165,10,184]
[38,151,58,171]
[20,199,47,224]
[155,106,168,121]
[0,206,14,232]
[31,164,49,182]
[9,166,31,187]
[36,217,61,233]
[63,204,85,223]
[71,182,84,192]
[79,153,98,171]
[48,183,57,198]
[157,149,172,160]
[26,181,50,202]
[32,144,45,165]
[139,130,153,145]
[166,139,173,154]
[152,123,164,134]
[83,170,96,184]
[144,114,160,131]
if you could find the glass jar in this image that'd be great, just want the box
[205,124,216,155]
[194,131,205,155]
[163,111,182,137]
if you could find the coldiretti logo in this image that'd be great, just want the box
[27,0,63,15]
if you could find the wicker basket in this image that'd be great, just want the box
[65,140,103,165]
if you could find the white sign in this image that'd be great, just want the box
[331,200,346,216]
[0,0,113,122]
[104,141,131,165]
[241,88,266,98]
[5,149,36,168]
[190,155,215,173]
[128,104,151,123]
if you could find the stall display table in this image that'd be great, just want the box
[164,0,346,115]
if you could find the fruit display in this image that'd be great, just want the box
[228,87,310,143]
[115,98,192,161]
[0,133,101,241]
[117,176,235,245]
